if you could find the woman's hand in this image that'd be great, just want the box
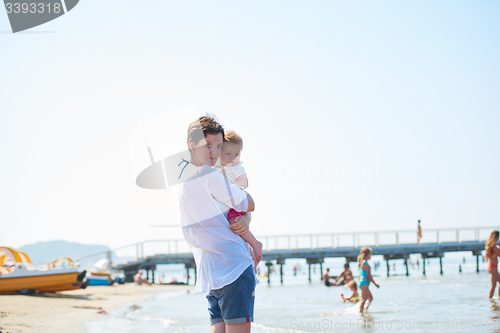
[229,213,250,235]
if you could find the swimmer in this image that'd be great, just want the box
[323,268,333,287]
[485,230,500,298]
[358,247,380,313]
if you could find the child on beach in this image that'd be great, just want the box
[485,230,500,298]
[214,130,263,268]
[342,280,359,303]
[358,247,379,314]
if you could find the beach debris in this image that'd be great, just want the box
[97,308,108,314]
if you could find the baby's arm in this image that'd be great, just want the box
[234,174,248,188]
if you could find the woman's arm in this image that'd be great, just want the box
[364,264,379,288]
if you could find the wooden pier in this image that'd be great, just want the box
[77,226,497,284]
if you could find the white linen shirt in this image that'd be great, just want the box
[178,163,253,293]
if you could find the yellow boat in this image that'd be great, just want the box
[0,247,86,294]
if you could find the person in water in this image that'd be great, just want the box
[334,263,353,285]
[358,247,380,313]
[323,268,334,286]
[342,280,359,303]
[485,230,500,298]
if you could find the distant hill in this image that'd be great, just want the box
[18,240,112,266]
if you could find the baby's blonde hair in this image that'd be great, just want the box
[224,130,243,149]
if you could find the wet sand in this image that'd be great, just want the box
[0,283,191,333]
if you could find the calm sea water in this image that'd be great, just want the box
[84,254,500,333]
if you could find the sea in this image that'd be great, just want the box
[84,253,500,333]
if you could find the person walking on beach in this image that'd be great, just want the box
[178,115,256,333]
[485,230,500,298]
[417,220,422,244]
[358,247,379,314]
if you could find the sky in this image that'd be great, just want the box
[0,0,499,250]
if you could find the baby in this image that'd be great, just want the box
[214,130,263,268]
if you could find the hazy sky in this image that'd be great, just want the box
[1,0,499,250]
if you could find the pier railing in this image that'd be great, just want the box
[77,226,498,265]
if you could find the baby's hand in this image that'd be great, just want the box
[229,215,249,235]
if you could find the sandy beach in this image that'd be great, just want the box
[0,283,191,333]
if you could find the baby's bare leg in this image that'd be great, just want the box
[229,216,263,267]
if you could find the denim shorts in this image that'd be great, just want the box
[206,265,256,325]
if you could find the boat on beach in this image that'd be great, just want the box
[86,259,125,286]
[87,271,114,286]
[0,247,87,294]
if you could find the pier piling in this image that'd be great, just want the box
[265,262,273,285]
[277,258,285,284]
[306,258,323,284]
[184,263,196,285]
[474,250,480,273]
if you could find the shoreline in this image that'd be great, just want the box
[0,283,192,333]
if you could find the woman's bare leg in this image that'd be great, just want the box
[490,270,500,298]
[364,288,374,312]
[360,285,370,313]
